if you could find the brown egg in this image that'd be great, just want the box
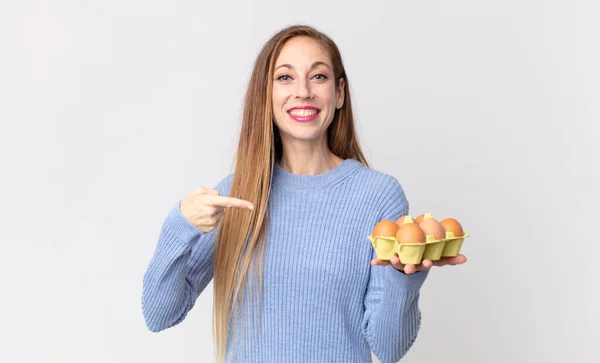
[440,218,464,237]
[419,217,446,240]
[395,223,426,244]
[395,215,415,226]
[414,214,425,224]
[372,220,399,237]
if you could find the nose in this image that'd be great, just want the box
[294,78,312,100]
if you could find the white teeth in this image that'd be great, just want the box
[289,109,318,117]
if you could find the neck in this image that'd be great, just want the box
[278,136,343,175]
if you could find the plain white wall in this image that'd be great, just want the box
[1,1,598,362]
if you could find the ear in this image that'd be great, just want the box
[336,78,345,109]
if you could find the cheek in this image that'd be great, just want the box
[272,86,289,107]
[271,91,287,125]
[319,85,337,105]
[320,90,337,115]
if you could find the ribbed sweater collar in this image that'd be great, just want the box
[272,158,363,190]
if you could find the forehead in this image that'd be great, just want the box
[275,36,332,68]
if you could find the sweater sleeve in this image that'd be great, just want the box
[141,174,233,332]
[362,175,429,363]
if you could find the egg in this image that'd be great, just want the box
[372,220,399,237]
[419,217,446,240]
[440,218,464,237]
[395,223,426,244]
[395,215,415,226]
[415,214,425,224]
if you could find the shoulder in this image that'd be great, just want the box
[352,164,409,220]
[351,163,406,197]
[214,173,235,196]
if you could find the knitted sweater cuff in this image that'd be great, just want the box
[163,201,204,244]
[386,266,429,292]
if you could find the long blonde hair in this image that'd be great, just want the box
[212,24,369,361]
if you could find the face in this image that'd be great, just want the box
[271,36,345,144]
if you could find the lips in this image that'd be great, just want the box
[287,106,320,122]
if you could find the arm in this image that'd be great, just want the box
[362,176,429,362]
[141,175,232,332]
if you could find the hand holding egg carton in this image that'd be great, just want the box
[367,214,469,265]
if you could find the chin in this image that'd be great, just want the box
[282,129,325,142]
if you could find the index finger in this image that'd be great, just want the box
[205,195,254,210]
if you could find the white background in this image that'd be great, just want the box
[1,1,598,362]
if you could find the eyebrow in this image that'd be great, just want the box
[274,61,331,71]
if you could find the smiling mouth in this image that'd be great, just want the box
[287,108,321,122]
[289,109,319,117]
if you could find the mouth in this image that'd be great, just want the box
[287,106,321,122]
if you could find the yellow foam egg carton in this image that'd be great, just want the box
[441,230,470,257]
[367,217,470,265]
[367,235,424,264]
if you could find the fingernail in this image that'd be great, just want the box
[248,205,254,210]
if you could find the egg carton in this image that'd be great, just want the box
[367,231,470,265]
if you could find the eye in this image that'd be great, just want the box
[277,74,292,81]
[313,73,328,80]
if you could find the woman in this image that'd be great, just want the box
[142,25,466,363]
